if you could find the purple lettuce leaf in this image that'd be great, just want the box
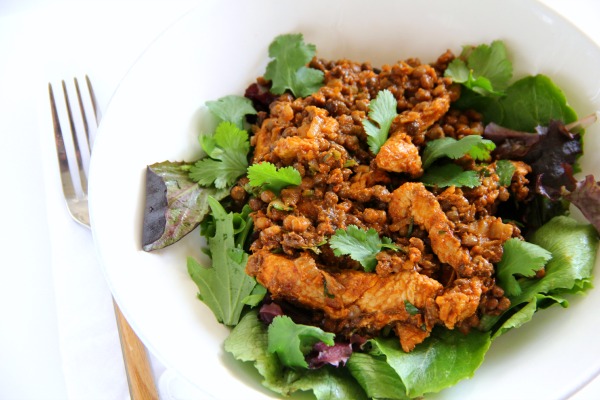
[142,161,229,251]
[307,341,353,369]
[562,174,600,233]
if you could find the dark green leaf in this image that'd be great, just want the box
[421,164,481,188]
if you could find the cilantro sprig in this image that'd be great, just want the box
[329,225,401,272]
[445,40,513,96]
[362,89,398,154]
[206,95,257,129]
[264,33,324,98]
[422,135,495,168]
[247,162,302,194]
[188,121,250,188]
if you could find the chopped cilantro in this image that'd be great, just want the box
[264,33,324,98]
[186,197,257,326]
[421,164,481,188]
[247,162,302,194]
[362,89,398,155]
[268,315,335,369]
[496,238,553,297]
[445,41,513,96]
[329,225,400,272]
[422,135,495,168]
[188,121,249,188]
[206,95,257,129]
[495,159,516,186]
[404,300,420,316]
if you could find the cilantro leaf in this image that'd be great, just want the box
[495,159,516,186]
[420,164,481,188]
[189,121,249,188]
[496,238,553,297]
[268,315,335,369]
[206,95,257,129]
[329,225,400,272]
[247,162,302,194]
[362,89,398,154]
[422,135,495,168]
[264,33,324,98]
[445,41,512,96]
[186,197,256,326]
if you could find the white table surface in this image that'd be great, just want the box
[1,0,599,399]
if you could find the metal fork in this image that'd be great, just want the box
[49,77,159,400]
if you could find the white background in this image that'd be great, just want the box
[0,0,599,399]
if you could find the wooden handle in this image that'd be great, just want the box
[113,299,159,400]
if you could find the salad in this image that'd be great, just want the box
[142,34,599,399]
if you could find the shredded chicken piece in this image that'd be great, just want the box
[389,182,471,273]
[247,250,443,351]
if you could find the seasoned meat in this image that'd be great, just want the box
[241,52,526,353]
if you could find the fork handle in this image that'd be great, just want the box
[113,300,159,400]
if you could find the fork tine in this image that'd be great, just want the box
[85,75,101,128]
[62,80,89,195]
[49,83,77,200]
[74,77,90,146]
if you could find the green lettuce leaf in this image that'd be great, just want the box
[347,353,410,400]
[224,311,368,400]
[268,315,335,369]
[370,329,491,398]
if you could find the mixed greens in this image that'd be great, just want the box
[142,34,600,399]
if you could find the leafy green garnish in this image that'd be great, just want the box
[496,159,516,186]
[369,330,491,398]
[188,121,250,188]
[420,164,481,188]
[268,315,335,369]
[142,161,229,251]
[459,75,578,131]
[329,225,401,272]
[362,89,398,154]
[225,310,368,400]
[264,33,324,98]
[186,197,256,326]
[489,74,578,132]
[422,135,496,168]
[481,216,598,334]
[445,40,512,96]
[205,95,257,129]
[347,353,410,400]
[247,162,302,194]
[496,238,553,297]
